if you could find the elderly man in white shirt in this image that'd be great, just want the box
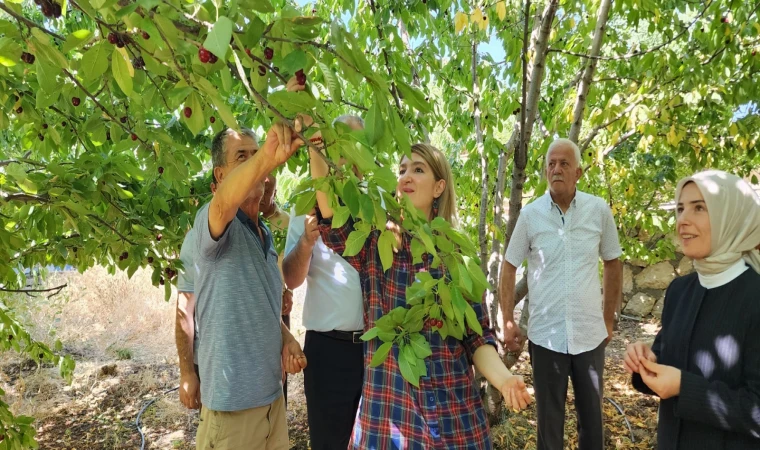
[281,115,365,450]
[500,138,623,450]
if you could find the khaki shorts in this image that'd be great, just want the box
[196,395,288,450]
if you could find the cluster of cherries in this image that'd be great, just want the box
[426,318,444,329]
[34,0,62,18]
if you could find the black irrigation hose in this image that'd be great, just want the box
[136,386,179,450]
[605,396,635,443]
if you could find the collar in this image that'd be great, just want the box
[697,259,748,289]
[236,209,272,255]
[546,189,580,210]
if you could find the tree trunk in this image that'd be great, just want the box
[568,0,613,143]
[473,42,490,272]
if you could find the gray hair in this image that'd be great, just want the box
[546,138,581,166]
[333,115,364,129]
[210,127,258,182]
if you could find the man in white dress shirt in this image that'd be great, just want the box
[500,138,623,450]
[281,115,365,450]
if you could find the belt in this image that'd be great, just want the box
[314,330,364,344]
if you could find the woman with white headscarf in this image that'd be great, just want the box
[623,170,760,450]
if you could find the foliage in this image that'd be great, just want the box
[0,0,759,445]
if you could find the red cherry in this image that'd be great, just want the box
[184,106,192,118]
[141,31,150,40]
[245,48,252,57]
[159,278,165,285]
[147,256,154,264]
[209,52,218,63]
[158,167,164,175]
[42,123,48,129]
[120,116,127,123]
[38,133,44,141]
[108,32,118,44]
[210,116,216,123]
[15,107,22,114]
[198,47,211,63]
[264,47,274,60]
[257,65,266,76]
[156,233,162,241]
[72,97,81,106]
[61,121,67,127]
[131,133,138,141]
[437,319,444,328]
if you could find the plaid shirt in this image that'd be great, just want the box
[319,219,498,449]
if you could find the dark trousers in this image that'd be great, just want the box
[529,340,606,450]
[303,330,364,450]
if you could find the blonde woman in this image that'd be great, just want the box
[310,143,532,449]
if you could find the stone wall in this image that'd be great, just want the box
[621,254,694,319]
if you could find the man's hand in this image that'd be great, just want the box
[605,319,614,345]
[281,289,293,316]
[499,375,533,411]
[260,123,303,168]
[282,336,307,374]
[301,213,320,247]
[623,341,656,375]
[503,318,524,353]
[638,358,681,399]
[179,372,201,409]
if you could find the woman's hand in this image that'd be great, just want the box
[623,341,656,374]
[638,358,681,399]
[499,375,533,411]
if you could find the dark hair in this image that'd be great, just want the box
[210,127,258,179]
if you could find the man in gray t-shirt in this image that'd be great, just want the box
[193,123,306,450]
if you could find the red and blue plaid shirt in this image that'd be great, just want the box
[319,219,498,449]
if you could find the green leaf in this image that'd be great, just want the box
[397,345,420,387]
[364,101,384,146]
[30,35,68,69]
[411,238,425,264]
[246,0,274,13]
[295,190,316,215]
[370,341,392,367]
[62,29,93,53]
[280,49,307,75]
[0,37,22,67]
[342,179,361,216]
[438,282,455,320]
[390,109,411,155]
[111,48,133,96]
[81,42,109,82]
[318,61,342,103]
[203,16,233,60]
[343,142,377,173]
[464,256,490,300]
[464,302,483,336]
[378,230,394,272]
[267,91,316,116]
[405,281,427,305]
[395,81,431,114]
[410,333,433,359]
[343,229,369,257]
[360,327,378,341]
[332,205,351,228]
[182,92,205,136]
[35,60,61,93]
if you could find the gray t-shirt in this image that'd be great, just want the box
[177,228,200,365]
[193,203,283,411]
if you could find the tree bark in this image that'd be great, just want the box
[568,0,613,143]
[473,42,490,271]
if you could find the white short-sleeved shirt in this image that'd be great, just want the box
[285,211,364,332]
[505,190,622,355]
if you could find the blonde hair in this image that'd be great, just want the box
[408,143,458,227]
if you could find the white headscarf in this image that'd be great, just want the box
[675,170,760,275]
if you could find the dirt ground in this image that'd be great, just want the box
[1,268,660,449]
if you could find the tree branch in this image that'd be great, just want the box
[368,0,402,111]
[0,284,67,297]
[548,0,712,61]
[0,2,65,41]
[2,193,50,203]
[568,0,612,143]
